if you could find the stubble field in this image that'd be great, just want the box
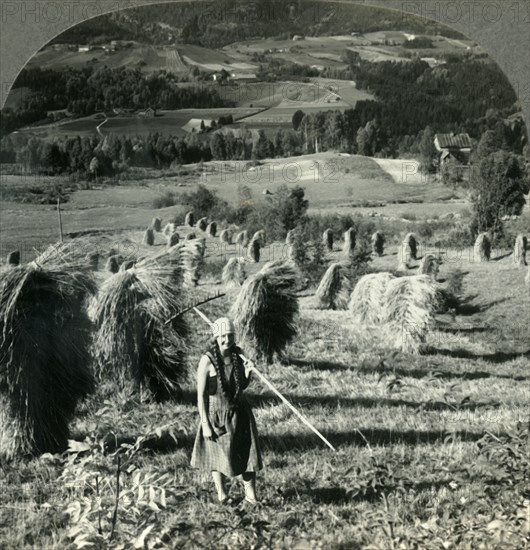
[0,221,528,549]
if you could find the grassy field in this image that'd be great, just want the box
[26,45,186,75]
[0,218,528,548]
[0,153,470,250]
[16,108,263,139]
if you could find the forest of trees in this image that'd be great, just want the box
[1,66,230,136]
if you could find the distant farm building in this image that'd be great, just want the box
[78,45,92,52]
[138,107,156,118]
[434,132,472,181]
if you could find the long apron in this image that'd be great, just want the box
[190,352,263,477]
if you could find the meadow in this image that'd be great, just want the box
[0,153,467,248]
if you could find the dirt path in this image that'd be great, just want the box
[96,119,108,137]
[372,158,426,185]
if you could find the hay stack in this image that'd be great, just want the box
[314,263,350,310]
[177,239,205,287]
[371,231,385,256]
[143,228,155,246]
[342,228,356,258]
[231,260,299,364]
[248,238,261,263]
[219,229,233,245]
[349,272,395,324]
[151,217,162,232]
[222,257,247,289]
[105,255,120,273]
[397,243,412,272]
[323,229,333,252]
[285,230,295,245]
[163,222,177,236]
[197,217,208,232]
[0,242,96,458]
[167,232,180,248]
[185,211,194,227]
[513,234,527,266]
[381,275,438,354]
[474,233,491,262]
[235,230,249,248]
[403,233,418,260]
[186,232,197,241]
[207,222,217,237]
[7,251,20,266]
[418,254,440,279]
[252,230,266,246]
[90,250,189,401]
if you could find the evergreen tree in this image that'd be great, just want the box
[418,126,437,173]
[470,151,528,237]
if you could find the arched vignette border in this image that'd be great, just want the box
[0,0,528,138]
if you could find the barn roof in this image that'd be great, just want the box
[435,133,471,149]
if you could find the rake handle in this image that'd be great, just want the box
[239,353,336,452]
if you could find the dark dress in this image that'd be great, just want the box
[191,346,263,477]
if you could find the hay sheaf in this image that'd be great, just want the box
[7,251,20,266]
[252,230,266,246]
[403,233,418,260]
[197,217,208,232]
[151,217,162,232]
[222,257,247,289]
[167,232,180,248]
[323,229,333,252]
[236,230,249,247]
[143,228,155,246]
[371,231,385,256]
[397,243,412,272]
[248,238,261,263]
[89,250,189,400]
[173,238,205,288]
[381,275,439,355]
[185,211,194,227]
[0,242,97,458]
[207,222,217,237]
[349,272,395,325]
[513,234,527,266]
[474,233,491,262]
[163,222,177,236]
[418,254,440,279]
[230,261,299,364]
[343,228,356,258]
[314,263,350,310]
[219,229,233,245]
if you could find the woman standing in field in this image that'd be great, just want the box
[191,317,263,504]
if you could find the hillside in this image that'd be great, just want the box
[50,0,467,48]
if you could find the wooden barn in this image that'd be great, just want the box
[434,132,472,182]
